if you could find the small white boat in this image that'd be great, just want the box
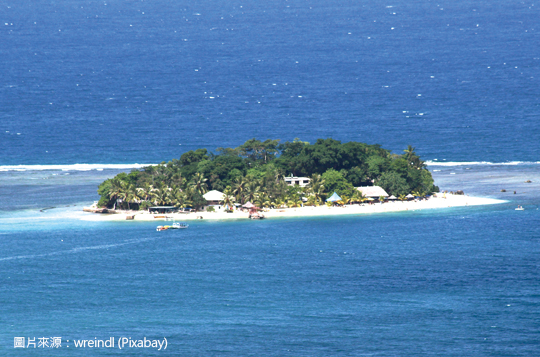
[172,223,189,229]
[515,205,524,211]
[156,223,189,231]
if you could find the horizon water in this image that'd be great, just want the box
[1,0,539,355]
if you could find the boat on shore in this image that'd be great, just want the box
[156,223,189,231]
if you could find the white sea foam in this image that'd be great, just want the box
[0,163,156,172]
[426,161,540,167]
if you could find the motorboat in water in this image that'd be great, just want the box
[156,222,189,231]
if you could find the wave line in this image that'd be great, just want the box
[426,161,540,167]
[0,164,156,172]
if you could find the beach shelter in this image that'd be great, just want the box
[242,202,255,208]
[388,195,397,200]
[326,192,341,202]
[406,194,415,200]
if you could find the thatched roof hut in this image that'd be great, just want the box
[356,186,389,198]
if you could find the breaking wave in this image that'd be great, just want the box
[426,161,540,167]
[0,164,156,172]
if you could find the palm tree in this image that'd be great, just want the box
[403,145,416,162]
[220,187,235,210]
[306,195,320,206]
[287,198,302,208]
[308,173,326,202]
[403,145,425,169]
[245,180,261,204]
[274,197,286,208]
[189,172,208,196]
[262,197,273,208]
[136,183,153,203]
[172,189,191,209]
[125,183,138,210]
[151,183,171,206]
[232,176,248,204]
[351,189,366,205]
[108,178,125,210]
[168,171,186,191]
[340,194,351,205]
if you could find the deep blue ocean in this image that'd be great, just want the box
[1,0,539,355]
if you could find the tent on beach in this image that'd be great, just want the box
[326,192,341,202]
[242,202,255,208]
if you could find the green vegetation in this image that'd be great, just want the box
[96,139,438,210]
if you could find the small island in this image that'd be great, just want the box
[85,138,502,221]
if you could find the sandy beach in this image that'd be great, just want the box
[81,194,506,222]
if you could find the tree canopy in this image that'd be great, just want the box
[96,138,438,210]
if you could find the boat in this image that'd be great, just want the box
[515,205,524,211]
[156,223,189,231]
[249,212,265,219]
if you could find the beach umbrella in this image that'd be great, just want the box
[242,202,255,208]
[388,195,397,200]
[326,192,341,202]
[406,194,414,199]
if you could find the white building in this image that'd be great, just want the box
[203,190,225,209]
[284,176,311,187]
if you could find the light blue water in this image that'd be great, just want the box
[1,0,539,355]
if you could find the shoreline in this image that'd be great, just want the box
[81,194,506,222]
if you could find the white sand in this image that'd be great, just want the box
[81,194,506,222]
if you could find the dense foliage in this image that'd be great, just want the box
[97,138,438,210]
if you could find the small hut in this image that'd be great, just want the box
[242,202,255,209]
[243,202,263,219]
[356,186,389,199]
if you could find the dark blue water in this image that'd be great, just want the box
[1,0,539,164]
[1,0,540,355]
